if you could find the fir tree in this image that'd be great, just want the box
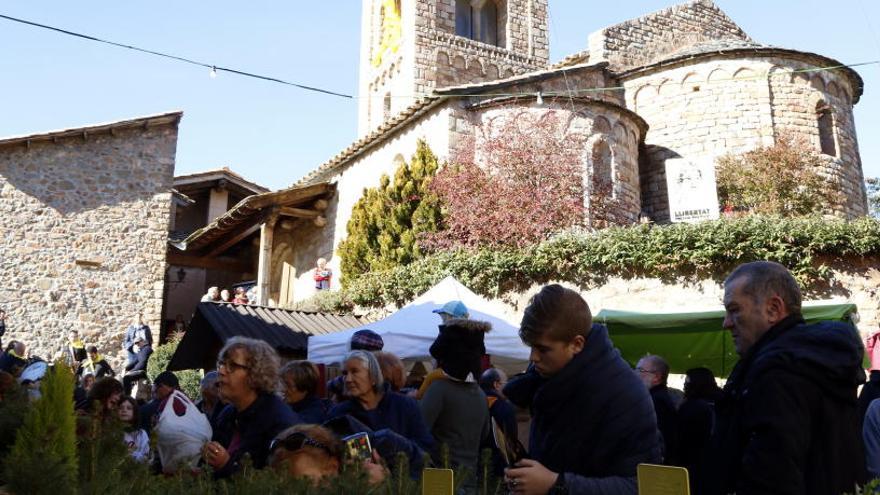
[338,140,442,280]
[4,363,78,495]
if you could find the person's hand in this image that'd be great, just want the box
[202,441,230,469]
[363,450,388,485]
[505,459,559,495]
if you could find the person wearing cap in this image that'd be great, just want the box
[415,301,471,400]
[419,307,491,479]
[139,371,180,432]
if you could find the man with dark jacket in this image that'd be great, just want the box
[859,370,880,419]
[701,261,867,494]
[636,354,679,464]
[504,284,661,494]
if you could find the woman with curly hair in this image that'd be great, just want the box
[202,337,300,477]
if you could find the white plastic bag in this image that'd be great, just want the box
[155,390,213,473]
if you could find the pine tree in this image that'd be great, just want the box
[4,363,78,495]
[338,140,442,281]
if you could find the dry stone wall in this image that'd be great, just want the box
[0,123,178,369]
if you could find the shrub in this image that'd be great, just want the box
[337,140,443,281]
[344,216,880,307]
[147,337,202,400]
[288,289,355,313]
[716,135,842,216]
[4,363,78,495]
[426,110,590,250]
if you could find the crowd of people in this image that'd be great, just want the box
[201,286,252,305]
[1,260,879,494]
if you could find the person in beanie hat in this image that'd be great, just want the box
[350,329,384,352]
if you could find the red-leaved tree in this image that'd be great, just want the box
[424,110,591,250]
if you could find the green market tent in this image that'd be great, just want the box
[595,302,858,378]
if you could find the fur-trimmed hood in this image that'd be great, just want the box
[442,318,492,333]
[430,318,492,381]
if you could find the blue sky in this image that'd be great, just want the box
[0,1,877,190]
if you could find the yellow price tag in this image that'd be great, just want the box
[637,464,690,495]
[422,468,454,495]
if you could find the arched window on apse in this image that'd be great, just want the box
[455,0,502,47]
[591,140,613,197]
[816,101,836,156]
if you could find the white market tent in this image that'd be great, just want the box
[307,276,530,374]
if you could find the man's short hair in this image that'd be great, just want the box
[479,367,507,392]
[519,284,593,345]
[87,345,98,354]
[724,261,802,315]
[642,354,670,385]
[153,371,180,389]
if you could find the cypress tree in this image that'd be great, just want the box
[339,140,442,281]
[4,363,78,495]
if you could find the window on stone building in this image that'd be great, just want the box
[455,0,502,47]
[591,140,614,197]
[816,101,836,156]
[384,93,392,121]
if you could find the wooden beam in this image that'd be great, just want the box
[256,213,279,305]
[167,253,251,272]
[279,207,321,218]
[249,182,333,209]
[313,199,329,211]
[205,221,263,258]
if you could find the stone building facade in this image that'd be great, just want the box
[180,0,868,304]
[358,0,549,136]
[0,112,181,367]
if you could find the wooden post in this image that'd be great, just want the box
[256,212,279,306]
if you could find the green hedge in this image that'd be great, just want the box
[343,216,880,307]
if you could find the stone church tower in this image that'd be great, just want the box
[357,0,550,136]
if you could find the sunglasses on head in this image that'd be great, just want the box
[269,432,334,457]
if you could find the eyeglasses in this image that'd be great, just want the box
[216,359,250,373]
[269,432,334,456]
[636,367,657,375]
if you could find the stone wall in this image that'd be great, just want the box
[0,117,179,369]
[588,0,750,71]
[461,98,644,224]
[621,54,866,221]
[358,0,549,135]
[767,62,867,215]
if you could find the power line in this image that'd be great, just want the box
[0,12,353,99]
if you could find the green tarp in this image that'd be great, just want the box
[596,303,858,378]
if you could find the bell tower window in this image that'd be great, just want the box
[455,0,503,47]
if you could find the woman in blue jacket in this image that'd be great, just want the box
[328,350,434,455]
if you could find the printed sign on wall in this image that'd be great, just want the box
[665,157,720,223]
